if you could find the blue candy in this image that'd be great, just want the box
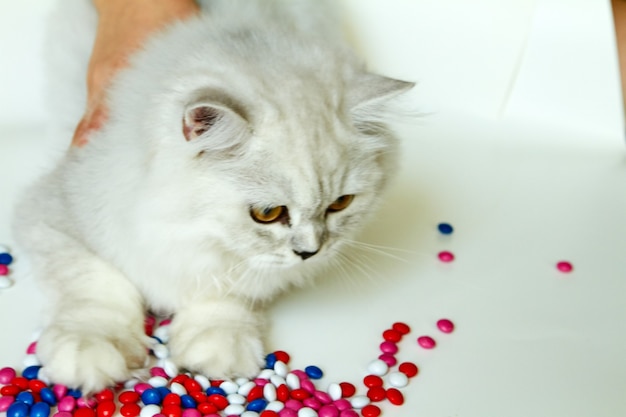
[180,394,197,409]
[0,253,13,265]
[246,398,268,412]
[7,402,29,417]
[265,353,277,369]
[437,222,454,235]
[156,386,171,399]
[30,402,51,417]
[21,365,42,380]
[16,392,34,406]
[39,388,57,406]
[141,388,162,405]
[305,365,323,379]
[66,388,83,399]
[205,387,226,396]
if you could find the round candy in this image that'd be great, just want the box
[247,398,268,412]
[0,266,10,278]
[0,253,13,265]
[338,382,355,398]
[0,396,15,413]
[386,388,404,406]
[556,261,573,273]
[141,388,162,405]
[382,329,402,343]
[304,365,323,380]
[96,401,116,417]
[274,351,290,364]
[361,404,381,417]
[274,361,288,377]
[388,372,409,388]
[437,251,455,263]
[437,223,454,235]
[363,375,383,388]
[417,336,436,349]
[120,403,142,417]
[378,353,397,367]
[349,395,370,409]
[379,341,398,354]
[0,367,16,384]
[16,392,35,406]
[7,401,29,417]
[366,359,389,376]
[265,353,277,369]
[22,365,42,380]
[139,404,161,417]
[392,322,411,335]
[398,362,419,378]
[437,318,455,333]
[57,396,76,412]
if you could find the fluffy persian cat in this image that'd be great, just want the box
[13,0,413,392]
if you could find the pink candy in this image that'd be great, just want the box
[0,367,16,384]
[0,396,14,412]
[437,251,455,263]
[437,319,455,333]
[417,336,436,349]
[556,261,573,273]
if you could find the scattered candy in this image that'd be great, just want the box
[436,319,455,334]
[437,223,454,235]
[417,336,436,349]
[437,251,455,263]
[556,261,573,273]
[0,315,458,417]
[0,245,14,288]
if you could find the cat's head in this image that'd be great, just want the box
[169,71,413,274]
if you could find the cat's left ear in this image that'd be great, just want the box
[182,97,249,152]
[348,73,415,110]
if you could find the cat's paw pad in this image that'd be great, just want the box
[170,325,264,379]
[37,326,148,393]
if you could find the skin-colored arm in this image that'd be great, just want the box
[72,0,200,147]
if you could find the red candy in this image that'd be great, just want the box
[163,393,181,406]
[74,408,96,417]
[277,384,290,402]
[392,322,411,335]
[118,391,140,404]
[0,385,21,396]
[120,403,141,417]
[197,403,218,415]
[386,388,404,406]
[207,394,229,410]
[363,375,383,388]
[366,387,386,402]
[28,380,46,393]
[11,377,29,390]
[261,411,279,417]
[290,388,311,400]
[96,401,116,417]
[274,350,291,364]
[161,404,182,417]
[183,379,202,393]
[382,329,402,343]
[398,362,419,378]
[339,382,356,398]
[95,389,115,403]
[247,385,264,402]
[361,404,381,417]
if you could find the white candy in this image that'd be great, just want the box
[388,371,409,388]
[263,383,277,401]
[327,383,342,401]
[22,354,41,368]
[274,360,288,377]
[298,407,318,417]
[257,369,276,380]
[0,277,13,289]
[286,373,301,390]
[367,359,389,376]
[220,380,239,395]
[350,395,371,409]
[235,377,250,386]
[194,374,210,390]
[224,404,245,416]
[227,394,246,405]
[153,326,170,343]
[265,400,285,412]
[169,382,187,396]
[152,344,169,359]
[140,404,161,417]
[241,412,259,417]
[238,380,256,396]
[148,376,168,387]
[161,359,178,378]
[124,379,139,389]
[270,375,286,387]
[37,367,50,384]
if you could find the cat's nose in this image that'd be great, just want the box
[293,250,318,260]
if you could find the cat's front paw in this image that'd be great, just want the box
[37,325,148,393]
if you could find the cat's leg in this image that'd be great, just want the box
[31,228,147,393]
[168,298,265,378]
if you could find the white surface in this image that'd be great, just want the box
[1,1,626,417]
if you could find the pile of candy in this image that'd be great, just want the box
[0,245,14,289]
[0,317,455,417]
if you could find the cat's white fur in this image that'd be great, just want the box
[14,0,413,392]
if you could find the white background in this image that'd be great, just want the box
[1,1,625,416]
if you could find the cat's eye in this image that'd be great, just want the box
[250,206,286,224]
[327,194,354,213]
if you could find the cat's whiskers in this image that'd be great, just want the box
[340,238,413,264]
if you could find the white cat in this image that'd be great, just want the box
[13,0,413,392]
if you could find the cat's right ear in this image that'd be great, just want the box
[182,98,249,152]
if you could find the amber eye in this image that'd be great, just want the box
[327,194,354,213]
[250,206,285,224]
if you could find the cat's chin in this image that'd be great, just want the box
[247,253,313,271]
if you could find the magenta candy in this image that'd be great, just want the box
[54,412,73,417]
[150,367,168,378]
[437,318,455,333]
[378,353,397,367]
[318,405,339,417]
[181,409,201,417]
[438,251,455,262]
[314,390,332,404]
[0,396,15,412]
[291,370,308,380]
[133,382,151,394]
[339,410,359,417]
[0,367,16,384]
[300,379,316,394]
[303,397,322,410]
[379,341,398,354]
[77,397,96,408]
[52,384,68,400]
[333,399,351,411]
[159,318,172,326]
[0,265,8,275]
[279,408,298,417]
[57,396,76,412]
[26,342,37,355]
[254,378,268,386]
[556,261,573,273]
[285,399,303,411]
[417,336,436,349]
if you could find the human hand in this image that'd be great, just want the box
[72,0,200,147]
